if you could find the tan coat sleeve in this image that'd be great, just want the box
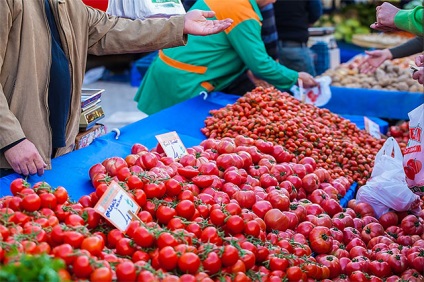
[0,0,26,149]
[84,6,187,56]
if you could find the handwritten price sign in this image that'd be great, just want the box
[94,181,140,232]
[155,131,188,160]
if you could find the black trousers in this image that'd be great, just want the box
[220,71,256,96]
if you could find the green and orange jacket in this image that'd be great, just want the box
[135,0,299,115]
[394,5,423,36]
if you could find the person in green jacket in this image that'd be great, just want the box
[371,2,423,35]
[135,0,318,115]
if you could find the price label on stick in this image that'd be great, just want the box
[364,117,381,139]
[94,181,140,232]
[155,131,188,160]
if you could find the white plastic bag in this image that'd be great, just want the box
[356,137,421,218]
[403,103,424,195]
[291,76,332,107]
[107,0,186,19]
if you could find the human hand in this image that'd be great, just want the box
[4,139,47,176]
[371,2,400,32]
[183,10,233,36]
[359,49,392,74]
[412,67,424,84]
[415,54,424,67]
[247,70,273,88]
[298,72,318,88]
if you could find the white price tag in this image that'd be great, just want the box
[364,117,381,139]
[155,131,188,160]
[94,181,140,232]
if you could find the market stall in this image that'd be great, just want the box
[2,87,421,199]
[0,87,423,281]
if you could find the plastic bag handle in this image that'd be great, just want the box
[375,137,403,162]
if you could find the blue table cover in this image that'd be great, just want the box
[0,94,227,200]
[325,87,424,120]
[337,41,368,63]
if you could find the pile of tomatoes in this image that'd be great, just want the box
[201,87,386,186]
[386,121,409,152]
[1,136,423,282]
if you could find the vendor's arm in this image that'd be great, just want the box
[227,20,316,89]
[83,4,232,55]
[394,5,423,36]
[390,36,423,58]
[359,36,423,74]
[372,3,423,35]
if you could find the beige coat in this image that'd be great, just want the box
[0,0,186,169]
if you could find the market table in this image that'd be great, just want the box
[1,88,419,200]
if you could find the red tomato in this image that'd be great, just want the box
[156,205,176,225]
[116,261,137,281]
[177,166,199,179]
[20,193,41,212]
[252,200,273,219]
[178,252,201,274]
[221,245,239,267]
[264,209,289,232]
[232,190,256,209]
[354,202,375,218]
[407,246,424,273]
[127,175,144,190]
[53,186,69,204]
[202,251,222,275]
[131,143,148,154]
[10,178,30,196]
[387,253,408,275]
[368,260,391,278]
[175,200,196,220]
[158,246,179,271]
[361,222,385,244]
[309,226,333,254]
[115,237,136,256]
[65,214,84,227]
[63,231,84,248]
[102,157,127,177]
[302,173,320,194]
[286,266,305,281]
[73,255,93,279]
[143,182,166,199]
[90,267,113,282]
[401,215,424,235]
[225,215,245,235]
[132,226,155,248]
[316,255,341,279]
[157,232,178,249]
[164,178,183,197]
[81,235,104,257]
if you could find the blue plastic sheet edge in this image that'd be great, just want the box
[340,182,358,208]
